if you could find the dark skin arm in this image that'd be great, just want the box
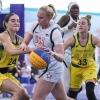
[57,14,77,30]
[57,15,70,27]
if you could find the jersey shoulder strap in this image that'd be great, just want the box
[32,23,39,33]
[50,27,61,51]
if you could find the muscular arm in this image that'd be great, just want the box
[19,32,33,51]
[51,29,64,62]
[22,32,33,45]
[57,15,70,27]
[58,15,76,33]
[22,22,38,45]
[0,33,30,55]
[53,43,64,62]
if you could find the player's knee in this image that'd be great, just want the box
[86,82,97,100]
[67,88,79,99]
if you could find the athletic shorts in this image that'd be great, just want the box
[41,57,64,83]
[0,73,20,91]
[69,64,97,88]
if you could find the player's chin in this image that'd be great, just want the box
[13,27,20,32]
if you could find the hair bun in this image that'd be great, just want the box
[85,15,91,21]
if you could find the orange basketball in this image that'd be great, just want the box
[29,48,50,69]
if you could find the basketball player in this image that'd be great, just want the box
[20,5,68,100]
[57,2,80,92]
[64,16,97,100]
[0,13,30,100]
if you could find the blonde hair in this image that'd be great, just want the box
[39,6,54,19]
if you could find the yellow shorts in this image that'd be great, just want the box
[69,64,97,88]
[0,73,20,91]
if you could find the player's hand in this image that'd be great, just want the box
[19,43,27,51]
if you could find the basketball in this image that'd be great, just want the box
[29,48,50,69]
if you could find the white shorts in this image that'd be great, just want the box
[40,57,64,83]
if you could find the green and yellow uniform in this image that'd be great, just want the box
[70,32,97,88]
[0,34,23,90]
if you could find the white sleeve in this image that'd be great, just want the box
[52,29,63,44]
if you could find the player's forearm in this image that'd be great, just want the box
[7,47,31,55]
[53,52,64,62]
[23,32,33,45]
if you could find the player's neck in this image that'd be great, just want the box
[6,30,17,44]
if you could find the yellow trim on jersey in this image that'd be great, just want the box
[71,32,96,68]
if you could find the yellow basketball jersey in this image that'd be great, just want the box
[0,35,23,68]
[71,33,96,67]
